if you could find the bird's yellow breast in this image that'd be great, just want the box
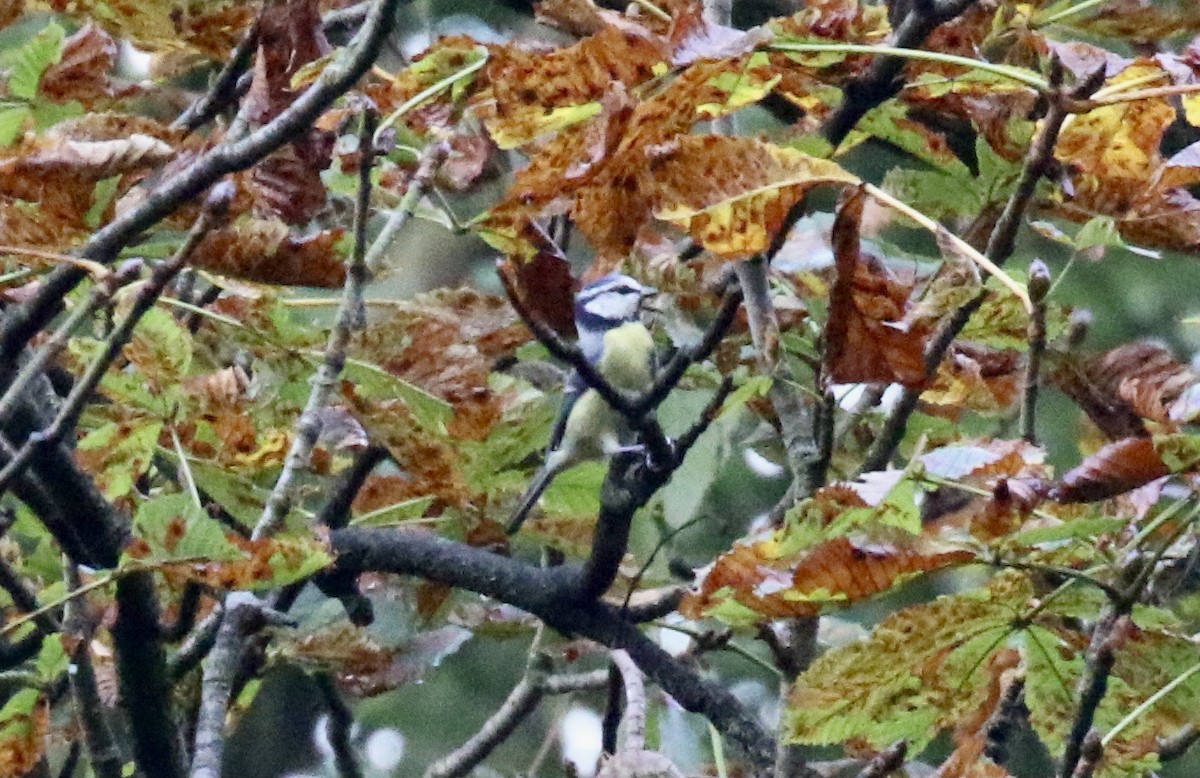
[597,322,654,391]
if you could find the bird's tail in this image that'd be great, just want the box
[507,464,557,534]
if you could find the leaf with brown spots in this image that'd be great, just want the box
[681,531,974,624]
[475,25,666,150]
[824,186,930,387]
[1049,437,1170,503]
[0,690,47,778]
[190,218,346,288]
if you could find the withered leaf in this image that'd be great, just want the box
[824,186,930,387]
[190,219,346,288]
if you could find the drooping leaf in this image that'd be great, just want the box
[824,186,930,386]
[190,218,346,288]
[786,572,1033,752]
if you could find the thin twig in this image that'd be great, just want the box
[0,262,141,425]
[1159,724,1200,762]
[1021,260,1051,443]
[63,561,124,778]
[610,650,646,751]
[252,106,379,540]
[423,653,552,778]
[1057,609,1129,778]
[189,594,257,778]
[855,740,908,778]
[173,20,261,132]
[315,673,365,778]
[363,140,450,275]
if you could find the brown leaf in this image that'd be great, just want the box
[191,219,346,288]
[499,252,576,338]
[38,22,126,104]
[476,25,666,149]
[922,343,1022,415]
[0,0,23,30]
[0,692,47,777]
[248,143,330,225]
[1050,437,1170,503]
[681,533,974,621]
[245,0,329,124]
[0,135,174,187]
[824,186,930,387]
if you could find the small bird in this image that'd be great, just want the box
[508,274,657,534]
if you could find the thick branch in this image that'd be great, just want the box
[330,527,776,768]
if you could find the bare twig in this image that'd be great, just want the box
[984,673,1026,766]
[1159,725,1200,762]
[173,20,261,132]
[424,652,553,778]
[190,594,260,778]
[1021,260,1051,443]
[1057,609,1129,778]
[856,740,908,778]
[363,140,450,275]
[331,527,777,768]
[0,262,141,426]
[169,609,224,682]
[63,561,124,778]
[253,106,379,540]
[610,648,648,749]
[315,673,365,778]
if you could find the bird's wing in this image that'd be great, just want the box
[547,371,584,451]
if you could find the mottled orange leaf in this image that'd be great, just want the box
[923,343,1022,415]
[824,186,930,386]
[0,692,47,777]
[681,533,975,621]
[476,25,665,149]
[191,219,345,288]
[652,135,858,259]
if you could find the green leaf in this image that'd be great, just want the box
[341,356,453,432]
[77,421,164,500]
[786,572,1034,752]
[184,458,269,527]
[542,461,606,516]
[34,636,67,683]
[128,307,192,388]
[0,104,30,145]
[349,496,436,527]
[132,493,242,564]
[1008,516,1128,547]
[0,688,39,722]
[0,22,65,100]
[85,176,121,229]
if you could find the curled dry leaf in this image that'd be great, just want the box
[1049,341,1200,441]
[1049,437,1170,503]
[824,186,930,387]
[0,134,174,182]
[37,22,125,104]
[681,533,975,622]
[190,219,346,288]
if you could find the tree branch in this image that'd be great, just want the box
[330,527,777,769]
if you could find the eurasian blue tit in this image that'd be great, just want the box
[508,274,657,533]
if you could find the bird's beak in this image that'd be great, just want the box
[638,285,659,312]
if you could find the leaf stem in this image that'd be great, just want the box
[770,42,1048,91]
